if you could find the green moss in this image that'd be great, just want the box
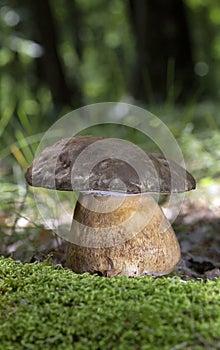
[0,257,220,350]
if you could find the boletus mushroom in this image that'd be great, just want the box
[25,135,196,277]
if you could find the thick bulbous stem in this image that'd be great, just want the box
[66,193,181,277]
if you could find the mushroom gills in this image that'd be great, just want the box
[66,193,181,277]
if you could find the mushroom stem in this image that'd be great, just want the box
[66,193,181,277]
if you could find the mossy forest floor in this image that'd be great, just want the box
[1,170,220,349]
[0,257,220,350]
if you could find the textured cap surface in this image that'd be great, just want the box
[25,136,196,194]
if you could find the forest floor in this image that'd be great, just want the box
[0,178,220,281]
[1,186,220,349]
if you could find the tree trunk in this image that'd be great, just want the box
[128,0,196,103]
[31,0,82,110]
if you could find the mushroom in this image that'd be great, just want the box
[25,135,196,277]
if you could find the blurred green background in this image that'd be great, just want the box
[1,0,220,169]
[0,0,220,260]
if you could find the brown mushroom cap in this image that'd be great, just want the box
[25,135,196,194]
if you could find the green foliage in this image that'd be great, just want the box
[1,0,220,169]
[180,128,220,179]
[0,257,220,350]
[0,0,134,174]
[185,0,220,96]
